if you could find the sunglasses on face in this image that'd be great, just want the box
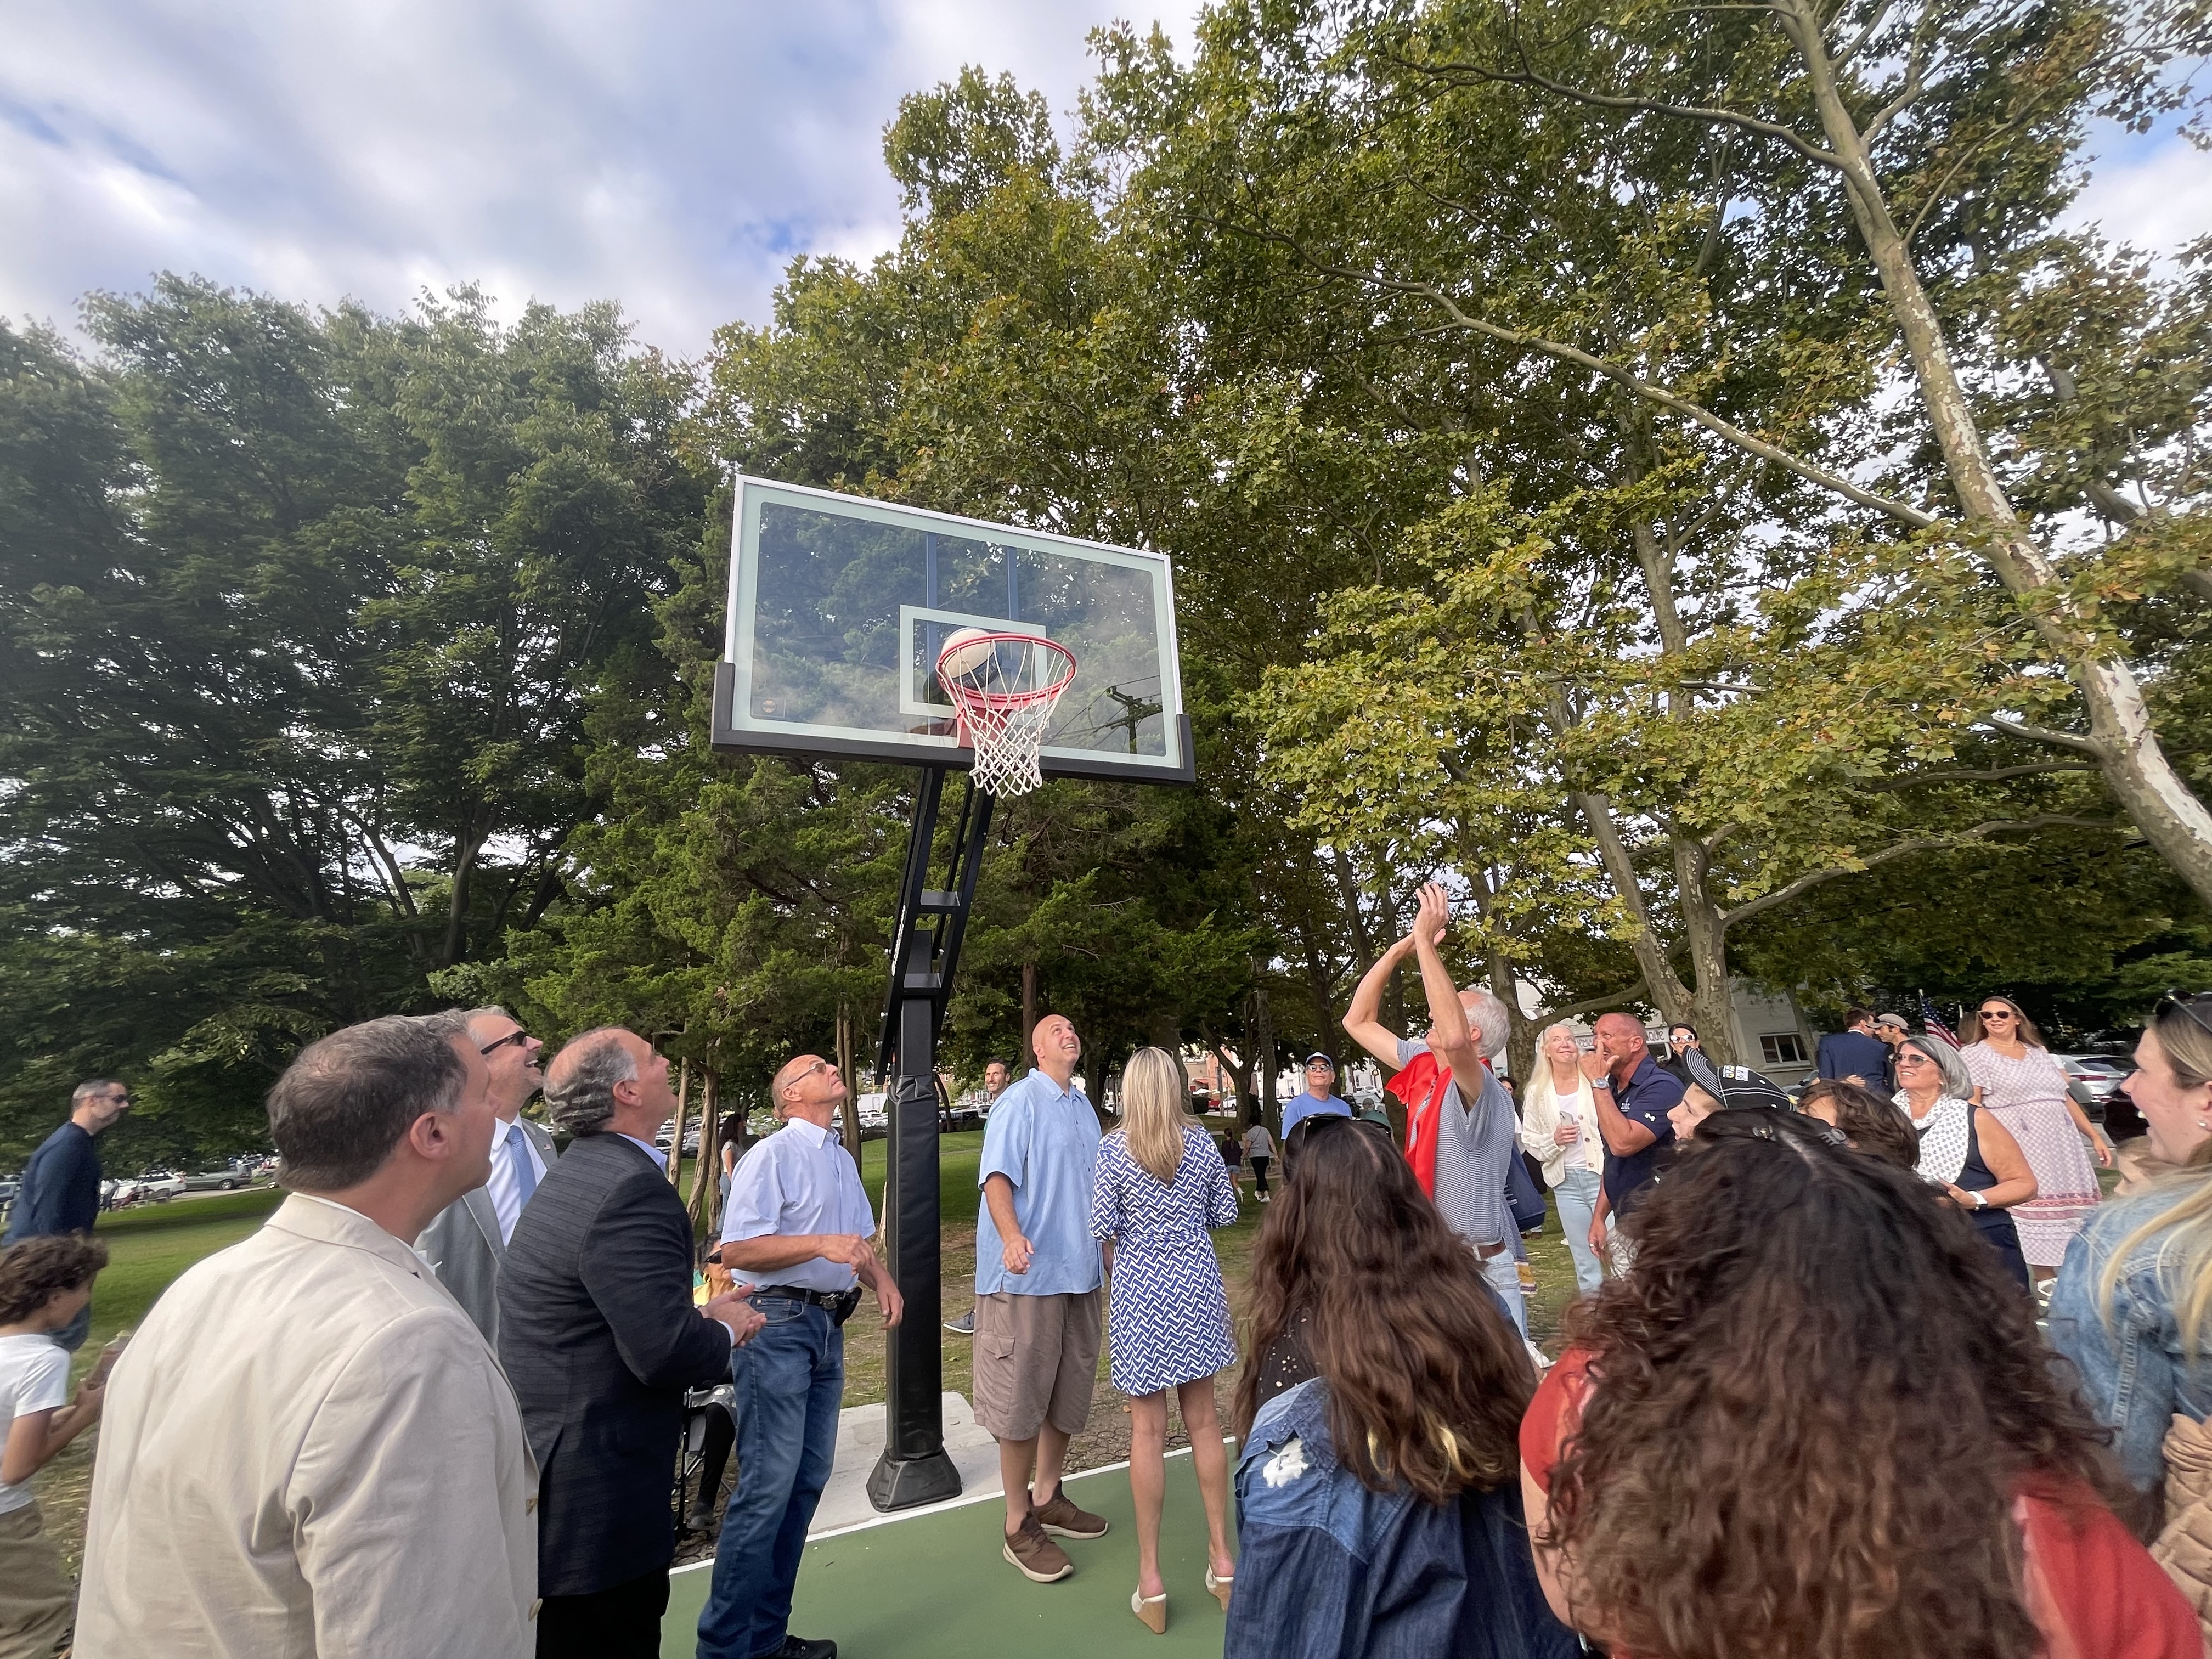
[1978,1009,2017,1022]
[478,1029,531,1056]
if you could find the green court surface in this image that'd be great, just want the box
[665,1452,1232,1657]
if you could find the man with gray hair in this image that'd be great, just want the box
[416,1006,558,1341]
[3,1077,132,1349]
[77,1013,540,1656]
[500,1028,763,1659]
[1344,881,1531,1337]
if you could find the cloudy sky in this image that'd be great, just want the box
[4,0,2204,362]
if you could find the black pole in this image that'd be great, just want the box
[867,768,994,1511]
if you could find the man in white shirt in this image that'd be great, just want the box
[696,1053,902,1659]
[417,1006,558,1342]
[77,1012,540,1658]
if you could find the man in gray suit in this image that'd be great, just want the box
[416,1006,558,1342]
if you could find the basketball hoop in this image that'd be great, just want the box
[935,631,1077,797]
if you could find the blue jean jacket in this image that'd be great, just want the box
[2049,1188,2212,1493]
[1228,1378,1579,1659]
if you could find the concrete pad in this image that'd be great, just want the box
[806,1391,1004,1537]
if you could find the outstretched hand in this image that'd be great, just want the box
[1407,882,1450,952]
[706,1285,766,1347]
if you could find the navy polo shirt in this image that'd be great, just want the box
[1599,1056,1683,1218]
[3,1121,102,1242]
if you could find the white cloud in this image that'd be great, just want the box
[2,0,1201,357]
[2064,126,2212,259]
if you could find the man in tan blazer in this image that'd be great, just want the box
[76,1013,540,1659]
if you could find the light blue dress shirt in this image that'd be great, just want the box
[1279,1091,1352,1142]
[719,1116,878,1293]
[974,1069,1103,1297]
[618,1132,668,1172]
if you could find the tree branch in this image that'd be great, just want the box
[1720,814,2119,926]
[1226,227,1941,532]
[1978,715,2107,757]
[1547,979,1652,1020]
[1399,53,1844,168]
[1864,762,2098,788]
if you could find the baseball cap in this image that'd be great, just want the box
[1874,1012,1908,1031]
[1304,1052,1334,1068]
[1713,1066,1792,1112]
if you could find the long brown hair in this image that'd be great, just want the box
[1798,1079,1920,1172]
[1548,1110,2126,1659]
[1233,1118,1532,1504]
[1958,995,2046,1049]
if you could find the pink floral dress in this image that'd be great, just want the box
[1962,1041,2100,1268]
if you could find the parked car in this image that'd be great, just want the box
[2055,1054,2133,1127]
[183,1165,250,1192]
[136,1171,187,1202]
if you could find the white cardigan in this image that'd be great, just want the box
[1519,1066,1605,1187]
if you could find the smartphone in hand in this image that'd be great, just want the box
[85,1332,130,1388]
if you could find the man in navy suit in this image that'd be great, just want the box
[500,1029,764,1659]
[1815,1008,1894,1090]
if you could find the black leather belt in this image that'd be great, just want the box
[757,1284,863,1326]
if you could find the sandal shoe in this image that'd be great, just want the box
[1206,1565,1234,1612]
[1132,1589,1167,1634]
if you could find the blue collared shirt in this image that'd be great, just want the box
[1599,1055,1681,1216]
[1279,1092,1352,1142]
[974,1069,1102,1297]
[617,1132,668,1172]
[720,1116,877,1293]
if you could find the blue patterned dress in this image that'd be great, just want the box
[1091,1123,1241,1396]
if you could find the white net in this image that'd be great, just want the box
[936,634,1076,798]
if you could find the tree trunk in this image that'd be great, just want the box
[836,1002,862,1180]
[687,1068,720,1238]
[667,1058,690,1189]
[1020,961,1039,1072]
[1255,984,1280,1136]
[1777,0,2212,910]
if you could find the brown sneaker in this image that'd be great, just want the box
[1031,1487,1110,1539]
[1002,1514,1074,1582]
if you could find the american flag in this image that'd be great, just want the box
[1920,995,1962,1051]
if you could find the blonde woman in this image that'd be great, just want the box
[1091,1047,1240,1635]
[1519,1022,1605,1296]
[2050,994,2212,1633]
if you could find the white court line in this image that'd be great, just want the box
[673,1441,1236,1575]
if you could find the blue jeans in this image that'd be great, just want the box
[696,1298,844,1659]
[1552,1167,1605,1297]
[1477,1246,1528,1339]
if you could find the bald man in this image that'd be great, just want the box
[971,1014,1109,1585]
[499,1029,763,1659]
[1579,1012,1684,1258]
[696,1054,901,1659]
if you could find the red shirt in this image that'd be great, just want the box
[1521,1348,2202,1659]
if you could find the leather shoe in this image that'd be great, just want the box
[753,1638,837,1659]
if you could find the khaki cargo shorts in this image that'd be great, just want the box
[972,1289,1102,1442]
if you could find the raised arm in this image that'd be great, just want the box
[1343,908,1433,1068]
[1406,883,1487,1098]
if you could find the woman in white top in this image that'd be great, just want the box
[1519,1022,1605,1296]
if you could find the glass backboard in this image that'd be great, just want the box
[713,477,1193,784]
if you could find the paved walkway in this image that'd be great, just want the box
[665,1443,1232,1657]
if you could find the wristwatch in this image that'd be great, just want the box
[1590,1076,1613,1091]
[1970,1190,1988,1209]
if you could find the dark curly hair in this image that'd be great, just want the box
[1798,1078,1921,1172]
[1547,1110,2128,1659]
[1233,1116,1532,1504]
[0,1234,109,1325]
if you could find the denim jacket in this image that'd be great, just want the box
[2049,1188,2212,1493]
[1227,1376,1578,1659]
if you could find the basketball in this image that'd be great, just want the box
[937,627,999,686]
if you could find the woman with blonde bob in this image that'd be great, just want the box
[1091,1046,1240,1635]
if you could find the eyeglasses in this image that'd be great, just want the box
[1977,1009,2017,1022]
[478,1029,531,1056]
[1896,1053,1934,1067]
[2159,990,2212,1037]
